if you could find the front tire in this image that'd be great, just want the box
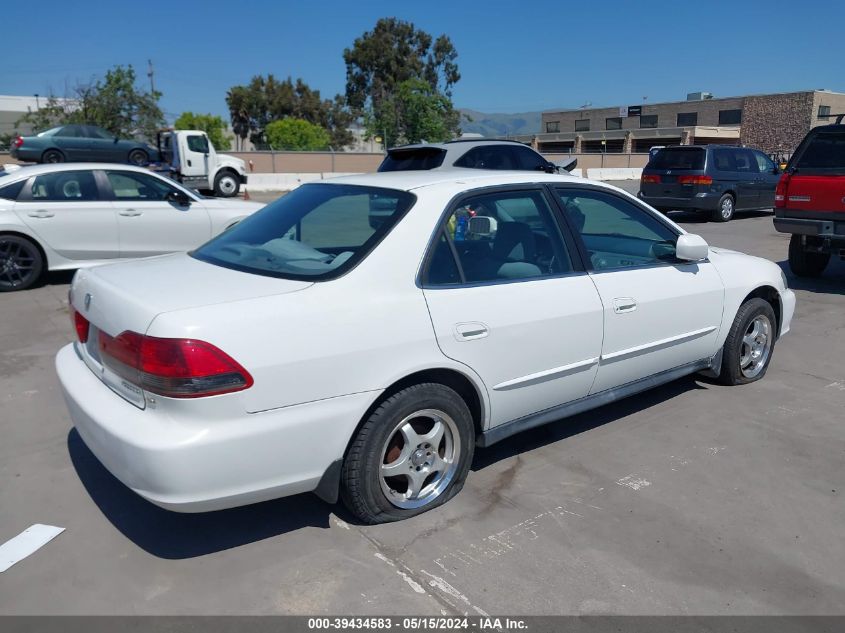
[718,298,777,385]
[788,234,829,277]
[41,149,64,164]
[214,171,240,197]
[711,193,735,222]
[341,383,475,524]
[0,235,44,291]
[128,149,149,166]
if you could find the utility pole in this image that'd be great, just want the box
[147,59,155,94]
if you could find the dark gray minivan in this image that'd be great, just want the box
[638,145,781,222]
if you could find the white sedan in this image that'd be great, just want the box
[56,171,795,523]
[0,163,264,291]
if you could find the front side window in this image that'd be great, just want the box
[453,146,518,170]
[555,188,678,271]
[606,117,622,130]
[640,115,658,129]
[193,183,415,280]
[187,135,209,153]
[718,109,742,125]
[29,171,99,201]
[511,146,549,171]
[575,119,590,132]
[427,190,572,285]
[106,171,181,201]
[753,151,775,173]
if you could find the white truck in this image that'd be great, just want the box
[155,130,248,198]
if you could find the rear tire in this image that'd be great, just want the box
[788,234,829,277]
[213,171,240,197]
[718,298,777,386]
[711,194,735,222]
[128,149,148,166]
[341,383,475,524]
[0,235,44,292]
[41,149,64,164]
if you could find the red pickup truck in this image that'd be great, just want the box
[774,121,845,277]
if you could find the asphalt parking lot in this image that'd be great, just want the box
[1,181,843,616]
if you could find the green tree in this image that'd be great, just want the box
[343,18,460,146]
[225,76,352,149]
[174,112,231,150]
[265,118,331,151]
[373,79,460,145]
[16,65,164,140]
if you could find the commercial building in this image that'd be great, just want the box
[529,90,845,155]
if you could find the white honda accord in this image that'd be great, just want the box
[56,171,795,523]
[0,163,264,291]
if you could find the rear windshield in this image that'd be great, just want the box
[192,183,416,280]
[648,147,706,170]
[378,148,446,172]
[791,131,845,175]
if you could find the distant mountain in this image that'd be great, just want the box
[458,108,542,137]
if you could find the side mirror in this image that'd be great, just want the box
[675,233,709,261]
[165,190,191,206]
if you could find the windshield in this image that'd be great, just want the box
[379,148,447,171]
[192,183,416,280]
[648,147,706,170]
[36,127,63,137]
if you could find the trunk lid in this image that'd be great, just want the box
[70,254,312,407]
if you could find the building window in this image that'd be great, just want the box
[545,121,560,133]
[640,115,658,129]
[606,117,622,130]
[718,109,742,125]
[677,112,698,126]
[818,105,831,119]
[575,119,590,132]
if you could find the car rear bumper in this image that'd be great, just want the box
[773,213,845,238]
[638,191,721,211]
[56,343,374,512]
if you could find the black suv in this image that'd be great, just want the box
[639,145,782,222]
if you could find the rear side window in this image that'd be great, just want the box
[193,183,415,280]
[453,146,519,170]
[648,148,705,170]
[29,171,99,201]
[792,131,845,175]
[378,148,446,172]
[511,146,549,171]
[0,180,25,201]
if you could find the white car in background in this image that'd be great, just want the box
[0,163,263,291]
[56,171,795,524]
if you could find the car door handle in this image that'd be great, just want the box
[613,298,637,313]
[119,209,142,217]
[27,210,54,218]
[454,322,489,341]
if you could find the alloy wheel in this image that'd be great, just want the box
[0,239,38,290]
[379,409,461,510]
[739,315,772,378]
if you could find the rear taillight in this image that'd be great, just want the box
[98,331,253,398]
[774,173,790,208]
[12,136,23,148]
[70,307,90,343]
[641,174,661,184]
[678,175,713,185]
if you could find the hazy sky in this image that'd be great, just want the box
[3,0,843,120]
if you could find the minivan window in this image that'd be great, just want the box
[793,132,845,175]
[379,148,446,172]
[193,183,415,280]
[648,147,705,170]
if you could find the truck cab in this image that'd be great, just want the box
[158,130,248,197]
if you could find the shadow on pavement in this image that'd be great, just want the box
[777,260,845,296]
[67,429,336,559]
[472,375,709,471]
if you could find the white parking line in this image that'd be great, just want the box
[0,524,65,573]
